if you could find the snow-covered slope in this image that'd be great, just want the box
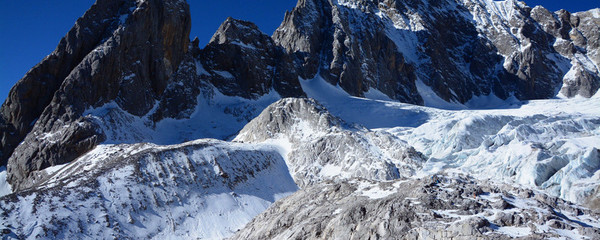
[0,140,297,239]
[1,0,600,238]
[1,77,598,238]
[299,75,600,209]
[83,82,281,144]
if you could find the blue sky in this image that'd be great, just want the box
[0,0,598,103]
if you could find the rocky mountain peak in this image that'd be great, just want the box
[236,98,425,187]
[1,1,600,239]
[199,17,304,99]
[3,0,192,190]
[235,98,343,143]
[0,0,135,167]
[273,0,600,105]
[209,17,267,46]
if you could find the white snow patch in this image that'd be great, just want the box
[494,226,532,237]
[214,70,234,79]
[195,60,210,76]
[321,165,343,178]
[415,79,464,110]
[336,0,361,9]
[84,86,281,145]
[43,162,70,176]
[357,181,397,199]
[481,0,520,20]
[0,167,11,197]
[231,41,257,50]
[590,8,600,18]
[364,88,393,101]
[464,94,521,109]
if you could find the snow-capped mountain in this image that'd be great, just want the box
[275,0,600,105]
[1,0,599,239]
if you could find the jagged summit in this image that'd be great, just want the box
[3,0,192,190]
[209,17,266,45]
[0,0,136,167]
[236,98,425,187]
[0,0,599,239]
[199,17,304,99]
[274,0,600,105]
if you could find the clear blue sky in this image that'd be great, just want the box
[0,0,598,103]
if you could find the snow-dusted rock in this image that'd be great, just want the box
[274,0,600,105]
[1,0,599,239]
[235,98,425,187]
[199,17,304,99]
[4,0,192,191]
[0,140,297,239]
[232,174,600,239]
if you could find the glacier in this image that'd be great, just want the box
[1,76,598,238]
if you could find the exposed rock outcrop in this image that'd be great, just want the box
[273,0,423,104]
[235,98,425,187]
[0,0,135,167]
[232,174,600,239]
[4,0,192,191]
[273,0,600,104]
[199,17,304,99]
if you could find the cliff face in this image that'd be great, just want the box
[0,0,134,167]
[1,1,600,239]
[273,0,600,104]
[199,18,304,100]
[3,0,192,190]
[1,0,599,196]
[0,0,307,191]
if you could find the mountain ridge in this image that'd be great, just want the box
[1,0,599,239]
[2,0,599,177]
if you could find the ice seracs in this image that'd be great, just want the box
[1,0,600,239]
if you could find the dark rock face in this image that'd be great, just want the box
[149,53,207,122]
[199,17,304,99]
[273,0,423,104]
[1,1,308,191]
[273,0,600,104]
[2,0,599,193]
[4,0,192,191]
[0,0,133,167]
[546,9,600,98]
